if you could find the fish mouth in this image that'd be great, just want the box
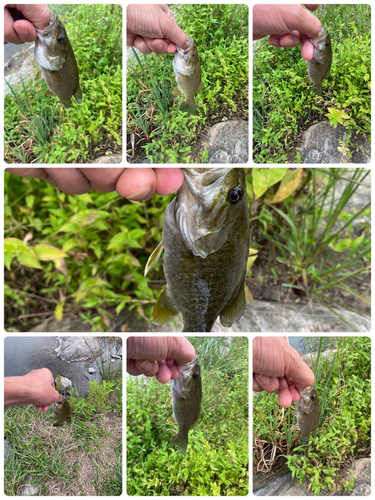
[175,36,194,58]
[182,354,198,367]
[36,13,59,37]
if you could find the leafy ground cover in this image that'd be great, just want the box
[127,337,249,496]
[253,4,371,163]
[253,337,371,495]
[4,4,122,163]
[127,4,248,163]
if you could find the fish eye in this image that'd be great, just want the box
[58,36,64,44]
[192,53,196,57]
[228,186,243,204]
[326,42,330,47]
[193,373,199,380]
[311,395,315,400]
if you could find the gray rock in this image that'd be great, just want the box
[88,367,95,374]
[19,475,41,496]
[300,122,371,163]
[352,484,371,496]
[202,120,249,163]
[4,440,13,459]
[4,43,36,96]
[55,376,72,393]
[91,154,122,164]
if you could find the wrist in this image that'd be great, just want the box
[4,376,30,408]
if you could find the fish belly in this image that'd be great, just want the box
[163,200,248,332]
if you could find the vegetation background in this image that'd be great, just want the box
[4,4,122,163]
[127,4,248,163]
[4,168,370,332]
[127,336,249,496]
[253,337,371,495]
[253,4,371,163]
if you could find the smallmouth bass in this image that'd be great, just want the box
[145,168,249,332]
[173,36,204,115]
[53,396,72,427]
[296,385,319,442]
[165,355,202,455]
[35,13,82,108]
[307,26,332,96]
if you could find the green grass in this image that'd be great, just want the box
[253,4,371,163]
[127,4,248,163]
[4,4,122,163]
[253,337,371,495]
[4,377,122,496]
[127,337,249,496]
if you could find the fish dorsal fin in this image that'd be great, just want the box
[220,284,246,327]
[164,393,173,408]
[144,240,164,277]
[167,415,177,425]
[152,286,179,325]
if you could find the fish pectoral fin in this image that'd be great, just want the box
[34,70,43,83]
[172,85,182,96]
[152,286,179,325]
[220,285,246,327]
[197,80,205,92]
[167,414,178,425]
[144,240,164,277]
[164,394,173,408]
[67,417,72,424]
[74,86,83,104]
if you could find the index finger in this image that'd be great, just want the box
[127,337,196,366]
[5,4,51,29]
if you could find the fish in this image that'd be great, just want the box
[165,354,202,455]
[34,13,82,108]
[53,396,72,426]
[307,25,332,96]
[296,385,320,442]
[145,168,249,332]
[172,36,204,115]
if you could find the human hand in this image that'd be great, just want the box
[127,4,187,54]
[4,4,51,44]
[5,168,184,200]
[4,368,60,411]
[253,4,321,60]
[253,337,315,408]
[127,337,196,383]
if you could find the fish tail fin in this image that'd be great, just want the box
[310,86,322,96]
[180,100,197,115]
[169,434,188,455]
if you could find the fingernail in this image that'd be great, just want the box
[129,186,151,200]
[283,39,294,47]
[139,360,152,372]
[154,42,164,52]
[258,375,271,385]
[16,27,28,38]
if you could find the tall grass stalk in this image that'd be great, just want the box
[5,76,54,147]
[130,48,171,114]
